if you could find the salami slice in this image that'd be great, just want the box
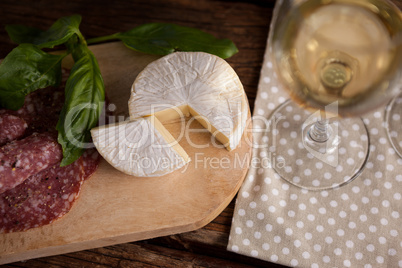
[0,132,62,194]
[0,114,27,146]
[0,68,102,233]
[82,149,100,179]
[0,69,67,137]
[0,157,85,233]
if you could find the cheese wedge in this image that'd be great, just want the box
[129,52,248,151]
[91,116,190,177]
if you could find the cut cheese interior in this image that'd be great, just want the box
[91,116,190,177]
[129,52,248,151]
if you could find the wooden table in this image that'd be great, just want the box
[1,0,400,267]
[0,0,282,267]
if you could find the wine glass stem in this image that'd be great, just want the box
[308,110,331,143]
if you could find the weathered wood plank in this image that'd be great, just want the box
[0,0,275,267]
[0,0,272,112]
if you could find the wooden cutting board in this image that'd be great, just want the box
[0,42,252,264]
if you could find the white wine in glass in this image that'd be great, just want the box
[269,0,401,190]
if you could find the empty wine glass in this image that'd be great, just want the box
[385,92,402,158]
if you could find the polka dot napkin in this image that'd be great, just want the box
[227,24,402,268]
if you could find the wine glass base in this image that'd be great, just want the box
[385,93,402,158]
[268,100,370,191]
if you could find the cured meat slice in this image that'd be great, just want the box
[0,87,65,136]
[0,157,85,233]
[22,86,65,134]
[0,132,62,194]
[0,114,27,146]
[0,69,68,138]
[82,149,100,179]
[0,69,102,233]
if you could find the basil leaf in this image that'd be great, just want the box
[56,43,105,166]
[4,25,44,45]
[5,15,82,49]
[0,44,64,110]
[115,23,238,59]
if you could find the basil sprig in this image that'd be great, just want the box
[6,15,82,49]
[87,23,238,59]
[57,38,105,166]
[0,44,65,110]
[2,15,105,166]
[1,15,238,166]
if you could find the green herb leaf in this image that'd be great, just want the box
[56,41,105,166]
[0,44,64,110]
[5,15,82,49]
[4,25,44,45]
[113,23,238,59]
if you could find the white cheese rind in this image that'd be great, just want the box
[129,52,247,151]
[91,117,190,177]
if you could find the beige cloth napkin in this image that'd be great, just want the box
[227,26,402,268]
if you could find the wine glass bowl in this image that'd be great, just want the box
[271,0,402,117]
[268,0,402,190]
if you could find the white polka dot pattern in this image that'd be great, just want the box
[227,38,402,267]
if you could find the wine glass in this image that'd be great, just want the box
[385,92,402,158]
[268,0,402,190]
